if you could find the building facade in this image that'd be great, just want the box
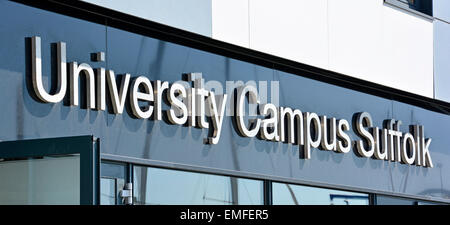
[0,0,449,205]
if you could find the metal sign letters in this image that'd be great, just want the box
[29,36,433,167]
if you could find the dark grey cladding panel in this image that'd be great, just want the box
[392,101,450,199]
[0,1,107,142]
[0,1,448,202]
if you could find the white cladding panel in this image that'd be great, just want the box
[247,0,329,69]
[211,0,434,98]
[212,0,250,47]
[329,0,433,98]
[328,0,384,87]
[379,4,433,98]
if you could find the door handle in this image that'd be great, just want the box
[119,183,133,205]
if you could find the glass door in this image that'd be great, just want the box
[100,161,132,205]
[0,136,100,205]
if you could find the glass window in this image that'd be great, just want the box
[100,178,116,205]
[385,0,433,17]
[272,182,369,205]
[0,155,80,205]
[133,166,264,205]
[376,195,441,205]
[100,161,127,205]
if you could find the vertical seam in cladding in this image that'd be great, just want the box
[432,20,436,99]
[209,0,213,38]
[105,20,109,127]
[105,20,108,70]
[326,0,330,68]
[248,0,251,48]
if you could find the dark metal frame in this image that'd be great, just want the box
[384,0,433,19]
[264,181,273,205]
[0,135,100,205]
[100,160,132,205]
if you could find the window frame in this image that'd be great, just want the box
[384,0,434,20]
[0,135,100,205]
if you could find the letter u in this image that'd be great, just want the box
[373,127,388,160]
[31,36,67,103]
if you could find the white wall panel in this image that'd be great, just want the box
[328,0,433,98]
[91,0,435,98]
[212,0,250,47]
[328,0,384,86]
[248,0,329,69]
[380,4,434,97]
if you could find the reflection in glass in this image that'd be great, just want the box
[0,155,80,205]
[376,195,439,205]
[100,178,116,205]
[272,182,368,205]
[133,166,263,205]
